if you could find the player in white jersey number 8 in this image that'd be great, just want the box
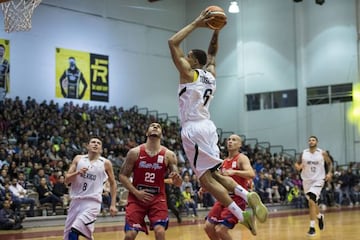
[63,136,118,240]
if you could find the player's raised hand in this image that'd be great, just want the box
[169,172,182,187]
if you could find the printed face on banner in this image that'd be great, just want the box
[55,48,109,102]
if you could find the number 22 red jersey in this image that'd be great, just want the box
[128,144,168,203]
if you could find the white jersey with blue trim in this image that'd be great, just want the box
[178,69,216,125]
[69,155,108,203]
[301,148,325,181]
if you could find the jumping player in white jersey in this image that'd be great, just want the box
[63,136,118,240]
[168,9,268,235]
[295,135,333,236]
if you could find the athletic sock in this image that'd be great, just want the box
[310,220,315,228]
[234,185,249,201]
[227,201,244,222]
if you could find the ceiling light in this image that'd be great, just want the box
[228,1,240,14]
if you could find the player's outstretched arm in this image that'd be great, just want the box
[105,159,118,216]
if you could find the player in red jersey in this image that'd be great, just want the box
[204,134,257,238]
[119,122,182,240]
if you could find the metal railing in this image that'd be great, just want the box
[134,107,299,159]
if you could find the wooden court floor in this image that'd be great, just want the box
[1,206,359,240]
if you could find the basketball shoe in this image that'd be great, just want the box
[241,210,257,236]
[318,214,324,230]
[247,192,268,223]
[307,227,316,236]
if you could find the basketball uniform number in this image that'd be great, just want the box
[311,166,316,173]
[145,172,155,183]
[203,89,213,106]
[83,183,88,191]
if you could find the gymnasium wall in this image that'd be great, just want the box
[0,0,359,164]
[185,0,360,164]
[0,0,184,116]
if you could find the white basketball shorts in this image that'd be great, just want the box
[181,119,222,178]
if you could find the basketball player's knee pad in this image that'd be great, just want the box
[307,192,317,203]
[68,227,81,240]
[68,231,79,240]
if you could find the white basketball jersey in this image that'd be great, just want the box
[178,69,216,125]
[301,148,325,181]
[69,155,108,203]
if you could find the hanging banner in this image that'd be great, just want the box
[0,39,10,100]
[55,48,109,102]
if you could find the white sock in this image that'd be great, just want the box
[317,213,323,219]
[234,185,249,202]
[227,201,244,222]
[310,220,315,228]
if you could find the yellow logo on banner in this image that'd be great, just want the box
[348,83,360,133]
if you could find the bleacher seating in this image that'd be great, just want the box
[0,96,359,221]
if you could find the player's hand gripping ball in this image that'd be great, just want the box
[205,5,227,30]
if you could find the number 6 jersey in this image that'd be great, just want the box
[178,69,216,125]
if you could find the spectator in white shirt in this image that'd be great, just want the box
[9,178,35,217]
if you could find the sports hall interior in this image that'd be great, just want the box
[0,0,359,239]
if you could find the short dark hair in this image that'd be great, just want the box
[88,136,102,143]
[309,135,318,141]
[192,49,207,66]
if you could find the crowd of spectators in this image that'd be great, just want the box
[0,96,359,224]
[0,96,186,219]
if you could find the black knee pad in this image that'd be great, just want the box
[307,192,317,203]
[70,227,87,238]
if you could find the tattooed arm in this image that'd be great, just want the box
[205,30,220,77]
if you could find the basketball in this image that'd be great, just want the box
[205,5,227,30]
